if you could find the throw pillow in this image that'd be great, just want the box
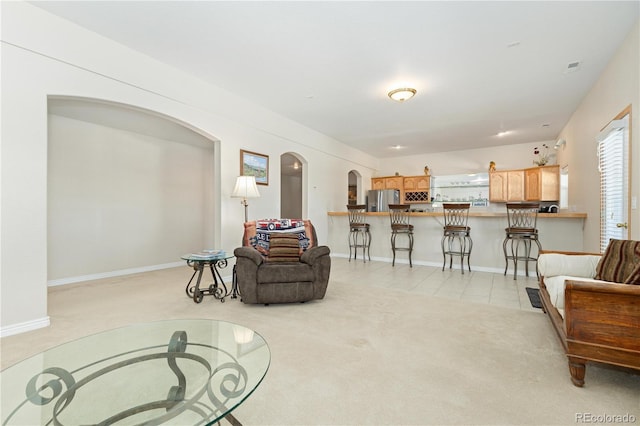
[266,233,301,262]
[624,262,640,285]
[594,239,640,283]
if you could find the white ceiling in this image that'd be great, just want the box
[32,1,639,158]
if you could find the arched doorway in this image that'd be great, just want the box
[348,169,363,205]
[280,153,304,218]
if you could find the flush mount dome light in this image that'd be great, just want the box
[388,87,417,102]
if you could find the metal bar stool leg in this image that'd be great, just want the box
[441,234,448,271]
[449,234,456,271]
[408,232,413,267]
[466,234,473,272]
[391,232,397,266]
[503,235,510,276]
[513,238,520,280]
[524,239,531,277]
[459,234,465,274]
[365,229,371,261]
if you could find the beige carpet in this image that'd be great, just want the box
[1,263,639,425]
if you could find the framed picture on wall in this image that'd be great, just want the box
[240,150,269,185]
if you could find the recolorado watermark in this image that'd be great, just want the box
[576,413,637,423]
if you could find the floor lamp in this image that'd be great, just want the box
[231,176,261,223]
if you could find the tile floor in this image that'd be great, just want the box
[330,256,541,312]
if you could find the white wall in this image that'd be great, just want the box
[47,114,215,281]
[378,141,553,177]
[556,21,639,252]
[0,2,378,335]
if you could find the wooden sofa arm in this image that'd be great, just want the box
[564,279,640,364]
[540,250,602,256]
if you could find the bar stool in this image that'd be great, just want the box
[503,202,542,280]
[346,204,371,262]
[441,203,472,274]
[388,204,413,267]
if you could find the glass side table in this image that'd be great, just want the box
[1,319,270,426]
[181,252,236,303]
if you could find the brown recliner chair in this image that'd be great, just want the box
[233,220,331,304]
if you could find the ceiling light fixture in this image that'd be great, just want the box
[388,87,417,102]
[554,139,566,150]
[497,131,510,137]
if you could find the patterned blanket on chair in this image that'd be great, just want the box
[243,219,315,256]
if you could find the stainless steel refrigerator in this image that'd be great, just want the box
[367,189,400,212]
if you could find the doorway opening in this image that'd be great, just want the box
[348,170,363,206]
[281,152,305,218]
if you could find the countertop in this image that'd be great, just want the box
[328,211,587,218]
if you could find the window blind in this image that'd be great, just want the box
[597,118,628,253]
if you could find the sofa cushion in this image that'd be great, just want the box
[538,253,601,279]
[267,233,301,262]
[256,263,314,284]
[544,275,610,313]
[594,239,640,283]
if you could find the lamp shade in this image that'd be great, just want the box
[231,176,260,199]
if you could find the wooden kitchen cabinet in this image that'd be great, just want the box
[371,176,404,201]
[384,176,404,190]
[371,178,386,191]
[489,171,507,202]
[525,165,559,201]
[372,176,403,190]
[489,170,525,202]
[403,175,430,203]
[403,176,430,191]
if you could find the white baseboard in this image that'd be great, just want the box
[0,316,50,338]
[47,261,184,287]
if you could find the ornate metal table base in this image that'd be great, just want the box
[184,257,236,303]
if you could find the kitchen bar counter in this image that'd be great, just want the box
[327,210,587,274]
[328,211,587,218]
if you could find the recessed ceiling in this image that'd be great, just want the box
[31,1,639,158]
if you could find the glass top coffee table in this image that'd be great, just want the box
[1,319,270,425]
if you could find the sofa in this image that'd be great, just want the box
[233,219,331,305]
[537,241,640,387]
